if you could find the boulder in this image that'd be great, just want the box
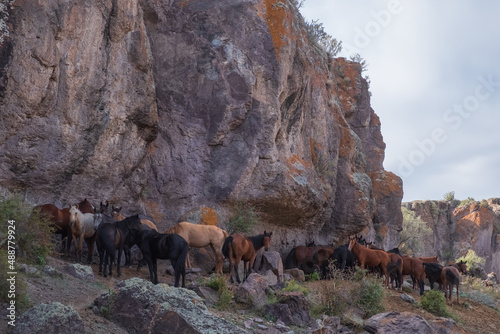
[255,251,284,283]
[92,277,249,334]
[64,263,95,282]
[363,312,435,334]
[13,302,83,334]
[235,273,269,308]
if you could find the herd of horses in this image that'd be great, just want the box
[284,236,465,305]
[32,200,272,288]
[34,199,464,303]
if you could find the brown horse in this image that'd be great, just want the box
[165,221,229,274]
[32,204,72,256]
[418,256,439,263]
[284,245,335,274]
[222,231,273,283]
[423,263,460,304]
[387,253,403,291]
[402,256,426,295]
[348,236,391,288]
[111,206,158,231]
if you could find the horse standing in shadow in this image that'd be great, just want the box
[95,214,143,277]
[136,229,189,287]
[222,231,273,283]
[423,262,461,304]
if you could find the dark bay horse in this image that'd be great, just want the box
[423,262,461,304]
[284,245,335,274]
[348,236,391,288]
[95,214,142,277]
[222,231,273,283]
[136,229,189,287]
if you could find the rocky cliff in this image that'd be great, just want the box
[0,0,402,251]
[403,199,500,275]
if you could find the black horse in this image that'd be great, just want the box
[95,214,142,277]
[332,244,357,271]
[136,229,189,287]
[423,262,444,289]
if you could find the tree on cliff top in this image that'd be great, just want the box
[399,207,433,256]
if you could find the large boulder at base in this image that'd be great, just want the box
[92,277,249,334]
[13,302,83,334]
[363,311,463,334]
[235,273,269,307]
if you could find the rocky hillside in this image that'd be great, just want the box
[403,199,500,275]
[0,0,402,250]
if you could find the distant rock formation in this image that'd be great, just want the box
[403,199,500,274]
[0,0,402,252]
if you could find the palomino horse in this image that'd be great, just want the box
[348,236,391,288]
[95,214,143,277]
[165,221,229,274]
[136,229,189,287]
[69,205,98,263]
[31,204,71,256]
[222,231,273,283]
[111,206,158,231]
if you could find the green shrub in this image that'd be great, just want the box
[282,280,309,296]
[305,271,320,281]
[456,250,485,271]
[443,191,455,201]
[305,19,342,57]
[225,203,260,234]
[205,275,233,310]
[357,278,384,318]
[310,275,347,317]
[400,207,433,256]
[0,194,55,264]
[459,197,476,207]
[421,289,451,317]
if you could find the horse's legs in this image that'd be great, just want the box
[103,249,108,278]
[152,258,158,284]
[116,248,122,277]
[234,259,242,284]
[210,244,223,275]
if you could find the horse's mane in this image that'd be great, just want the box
[423,262,443,275]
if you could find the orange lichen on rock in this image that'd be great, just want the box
[263,0,294,60]
[369,171,403,199]
[339,126,354,158]
[201,207,218,226]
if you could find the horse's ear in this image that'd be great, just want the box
[264,230,267,234]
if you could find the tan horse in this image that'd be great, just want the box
[165,221,229,274]
[348,236,391,288]
[111,206,158,231]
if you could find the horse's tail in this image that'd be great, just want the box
[176,237,189,273]
[284,247,297,269]
[222,235,233,259]
[222,229,229,239]
[446,268,460,286]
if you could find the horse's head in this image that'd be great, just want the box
[94,213,103,231]
[347,236,356,251]
[69,205,78,225]
[262,231,273,251]
[98,201,109,215]
[111,206,122,220]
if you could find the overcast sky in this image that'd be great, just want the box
[300,0,500,202]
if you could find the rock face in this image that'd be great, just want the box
[403,199,500,275]
[0,0,402,251]
[92,277,249,334]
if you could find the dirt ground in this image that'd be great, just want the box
[8,255,500,334]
